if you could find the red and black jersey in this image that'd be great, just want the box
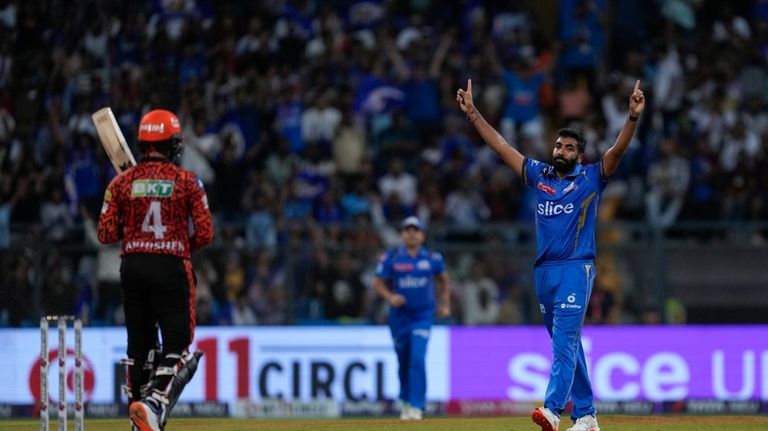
[97,159,214,258]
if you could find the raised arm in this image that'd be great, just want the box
[428,32,453,79]
[382,33,410,82]
[457,79,524,177]
[602,80,645,178]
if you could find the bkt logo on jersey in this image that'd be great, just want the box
[537,201,574,216]
[132,179,175,197]
[399,275,428,289]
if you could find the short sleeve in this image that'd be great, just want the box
[596,159,611,183]
[431,251,446,275]
[523,157,545,186]
[585,161,608,192]
[375,251,392,278]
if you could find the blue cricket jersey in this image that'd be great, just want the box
[375,245,445,312]
[523,158,608,267]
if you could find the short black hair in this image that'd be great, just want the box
[138,136,182,159]
[557,128,587,154]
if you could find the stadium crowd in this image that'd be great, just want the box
[1,0,767,327]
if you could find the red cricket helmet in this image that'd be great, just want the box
[137,109,183,158]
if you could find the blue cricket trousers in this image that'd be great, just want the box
[388,308,432,410]
[535,260,597,421]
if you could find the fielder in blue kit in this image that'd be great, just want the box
[373,216,451,420]
[458,79,645,431]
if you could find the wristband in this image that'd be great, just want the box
[629,114,639,122]
[467,110,480,123]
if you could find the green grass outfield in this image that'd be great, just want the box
[3,416,768,430]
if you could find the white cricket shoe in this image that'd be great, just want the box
[129,399,165,431]
[399,404,424,420]
[408,407,423,420]
[399,402,411,420]
[531,407,560,431]
[567,415,600,431]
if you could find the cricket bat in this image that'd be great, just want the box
[91,107,137,173]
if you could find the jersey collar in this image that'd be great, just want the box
[398,245,426,257]
[545,163,583,179]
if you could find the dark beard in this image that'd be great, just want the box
[553,157,577,174]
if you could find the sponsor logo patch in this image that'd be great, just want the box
[417,260,431,270]
[398,275,428,288]
[139,123,165,134]
[537,201,575,216]
[131,179,175,198]
[537,182,556,196]
[563,181,578,194]
[394,263,414,272]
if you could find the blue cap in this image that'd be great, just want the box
[400,216,423,230]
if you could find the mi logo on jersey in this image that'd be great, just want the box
[563,181,578,194]
[131,180,175,198]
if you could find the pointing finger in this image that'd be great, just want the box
[468,79,472,94]
[634,80,640,92]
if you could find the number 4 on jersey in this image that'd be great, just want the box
[142,201,167,239]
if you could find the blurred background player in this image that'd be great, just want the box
[373,216,450,420]
[457,79,645,431]
[97,109,214,431]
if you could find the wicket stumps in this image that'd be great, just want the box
[40,315,84,431]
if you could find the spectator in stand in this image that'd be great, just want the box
[461,260,500,325]
[323,252,367,320]
[301,90,342,152]
[40,187,73,243]
[378,157,418,209]
[645,139,690,229]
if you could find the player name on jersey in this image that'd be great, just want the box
[125,240,185,252]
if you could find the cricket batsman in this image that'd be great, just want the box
[457,79,645,431]
[98,109,214,431]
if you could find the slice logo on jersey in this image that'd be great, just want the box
[537,182,556,196]
[399,275,428,288]
[131,179,175,198]
[537,201,574,216]
[417,260,431,270]
[567,294,576,303]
